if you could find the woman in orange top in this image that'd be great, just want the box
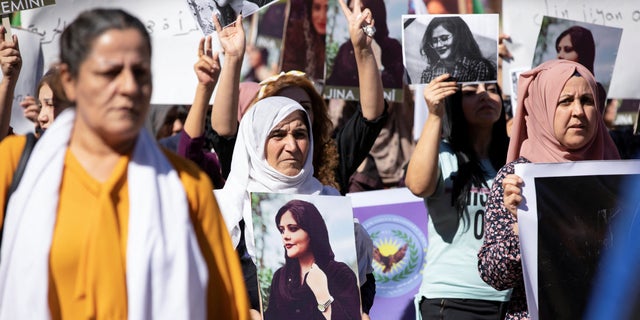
[0,8,249,320]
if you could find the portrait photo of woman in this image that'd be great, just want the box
[402,14,499,85]
[532,16,622,99]
[251,193,361,320]
[281,0,328,81]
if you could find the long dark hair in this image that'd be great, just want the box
[442,84,509,227]
[275,199,335,269]
[60,8,151,77]
[420,16,484,64]
[555,26,595,74]
[272,199,335,304]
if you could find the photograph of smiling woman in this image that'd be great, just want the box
[402,14,499,85]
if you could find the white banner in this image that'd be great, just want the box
[502,0,639,99]
[21,0,213,105]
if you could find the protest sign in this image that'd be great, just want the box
[21,0,206,105]
[348,188,428,320]
[324,0,405,102]
[6,28,41,134]
[402,14,498,85]
[516,160,640,320]
[251,192,359,318]
[0,0,54,14]
[502,0,639,99]
[185,0,278,35]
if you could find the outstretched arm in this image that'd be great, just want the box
[210,14,245,137]
[337,0,383,120]
[0,26,21,141]
[405,74,457,198]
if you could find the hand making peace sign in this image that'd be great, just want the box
[337,0,375,50]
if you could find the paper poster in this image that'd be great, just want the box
[251,192,360,318]
[348,188,428,320]
[280,0,326,82]
[185,0,278,34]
[6,28,42,134]
[21,0,206,105]
[532,16,622,96]
[324,0,405,102]
[502,0,639,99]
[242,1,284,82]
[402,14,499,85]
[515,160,640,320]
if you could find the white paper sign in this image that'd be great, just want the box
[515,160,640,320]
[21,0,212,105]
[6,28,41,134]
[502,0,639,99]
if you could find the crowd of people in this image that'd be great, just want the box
[0,0,638,319]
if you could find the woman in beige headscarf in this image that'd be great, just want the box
[477,59,619,319]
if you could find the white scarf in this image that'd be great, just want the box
[0,109,208,319]
[215,96,338,259]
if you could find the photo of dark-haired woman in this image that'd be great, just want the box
[532,16,622,108]
[402,14,499,85]
[251,193,362,320]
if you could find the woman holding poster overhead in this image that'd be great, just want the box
[419,16,496,84]
[405,73,510,318]
[478,59,620,319]
[264,199,360,320]
[0,9,249,320]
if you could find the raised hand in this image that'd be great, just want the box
[0,26,21,81]
[213,14,245,59]
[337,0,373,50]
[20,95,39,123]
[423,73,458,118]
[194,35,221,89]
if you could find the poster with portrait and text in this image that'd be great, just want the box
[532,16,622,98]
[402,14,498,86]
[502,0,639,99]
[516,160,640,320]
[323,0,405,102]
[347,188,428,320]
[251,192,360,318]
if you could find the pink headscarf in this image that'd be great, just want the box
[237,81,261,122]
[507,59,619,163]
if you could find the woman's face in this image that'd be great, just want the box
[311,0,328,35]
[265,111,310,176]
[278,210,311,260]
[430,25,454,60]
[553,76,597,150]
[556,34,579,62]
[461,83,502,128]
[62,28,152,145]
[37,84,57,131]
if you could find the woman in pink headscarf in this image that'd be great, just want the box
[477,59,619,319]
